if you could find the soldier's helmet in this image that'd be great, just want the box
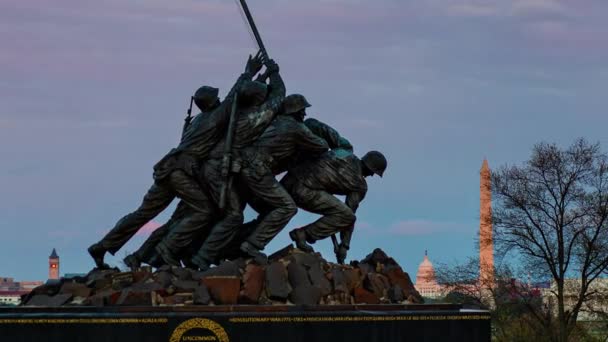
[283,94,311,115]
[361,151,387,177]
[193,86,219,111]
[239,80,268,106]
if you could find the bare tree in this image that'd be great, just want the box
[492,138,608,342]
[436,257,556,342]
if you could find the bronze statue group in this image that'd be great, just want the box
[88,53,387,271]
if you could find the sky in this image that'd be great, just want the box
[1,0,608,281]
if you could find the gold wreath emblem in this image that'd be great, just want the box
[169,318,229,342]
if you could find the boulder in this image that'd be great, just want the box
[171,267,192,281]
[59,282,92,298]
[162,293,193,305]
[201,260,241,278]
[115,290,153,306]
[201,276,240,305]
[240,264,265,304]
[111,272,134,290]
[308,262,332,296]
[153,271,173,288]
[268,245,294,261]
[289,285,321,305]
[364,273,390,299]
[193,284,211,305]
[25,294,72,307]
[171,279,199,293]
[265,261,290,301]
[388,285,404,303]
[331,268,349,294]
[288,260,310,288]
[353,287,379,305]
[382,266,423,303]
[343,268,363,292]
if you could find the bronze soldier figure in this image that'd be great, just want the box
[192,61,285,270]
[284,121,387,263]
[121,86,221,269]
[236,94,329,262]
[88,55,263,268]
[158,58,286,271]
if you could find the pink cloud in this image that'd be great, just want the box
[136,220,162,236]
[389,220,470,236]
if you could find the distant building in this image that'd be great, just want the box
[0,278,43,306]
[542,279,608,322]
[414,251,444,299]
[0,291,29,306]
[49,248,59,280]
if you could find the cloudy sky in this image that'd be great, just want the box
[2,0,608,281]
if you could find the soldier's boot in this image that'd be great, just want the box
[147,254,166,268]
[155,244,182,267]
[123,254,141,270]
[182,258,198,270]
[88,242,110,269]
[289,228,314,253]
[240,241,268,265]
[191,254,212,272]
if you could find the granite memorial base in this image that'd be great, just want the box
[0,304,490,342]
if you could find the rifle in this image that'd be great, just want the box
[331,235,342,264]
[182,96,194,136]
[218,92,239,211]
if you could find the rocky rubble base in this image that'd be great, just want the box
[21,247,423,307]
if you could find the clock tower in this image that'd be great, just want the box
[49,248,60,280]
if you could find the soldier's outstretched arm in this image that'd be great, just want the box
[222,52,264,103]
[297,125,330,156]
[263,59,286,105]
[304,118,353,152]
[245,60,286,129]
[345,190,366,214]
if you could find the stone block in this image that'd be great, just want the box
[111,272,134,290]
[153,271,173,288]
[83,289,119,307]
[116,290,152,306]
[289,285,321,305]
[25,294,73,307]
[132,271,152,283]
[201,260,241,278]
[131,281,163,293]
[171,267,192,281]
[240,264,265,304]
[201,276,240,305]
[162,293,193,305]
[388,285,405,303]
[193,284,211,305]
[382,267,423,303]
[331,268,348,294]
[288,260,310,288]
[268,245,294,261]
[360,248,390,266]
[308,262,331,296]
[171,279,199,293]
[364,273,390,299]
[85,268,119,289]
[343,268,363,292]
[59,282,92,298]
[353,287,379,304]
[265,261,290,301]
